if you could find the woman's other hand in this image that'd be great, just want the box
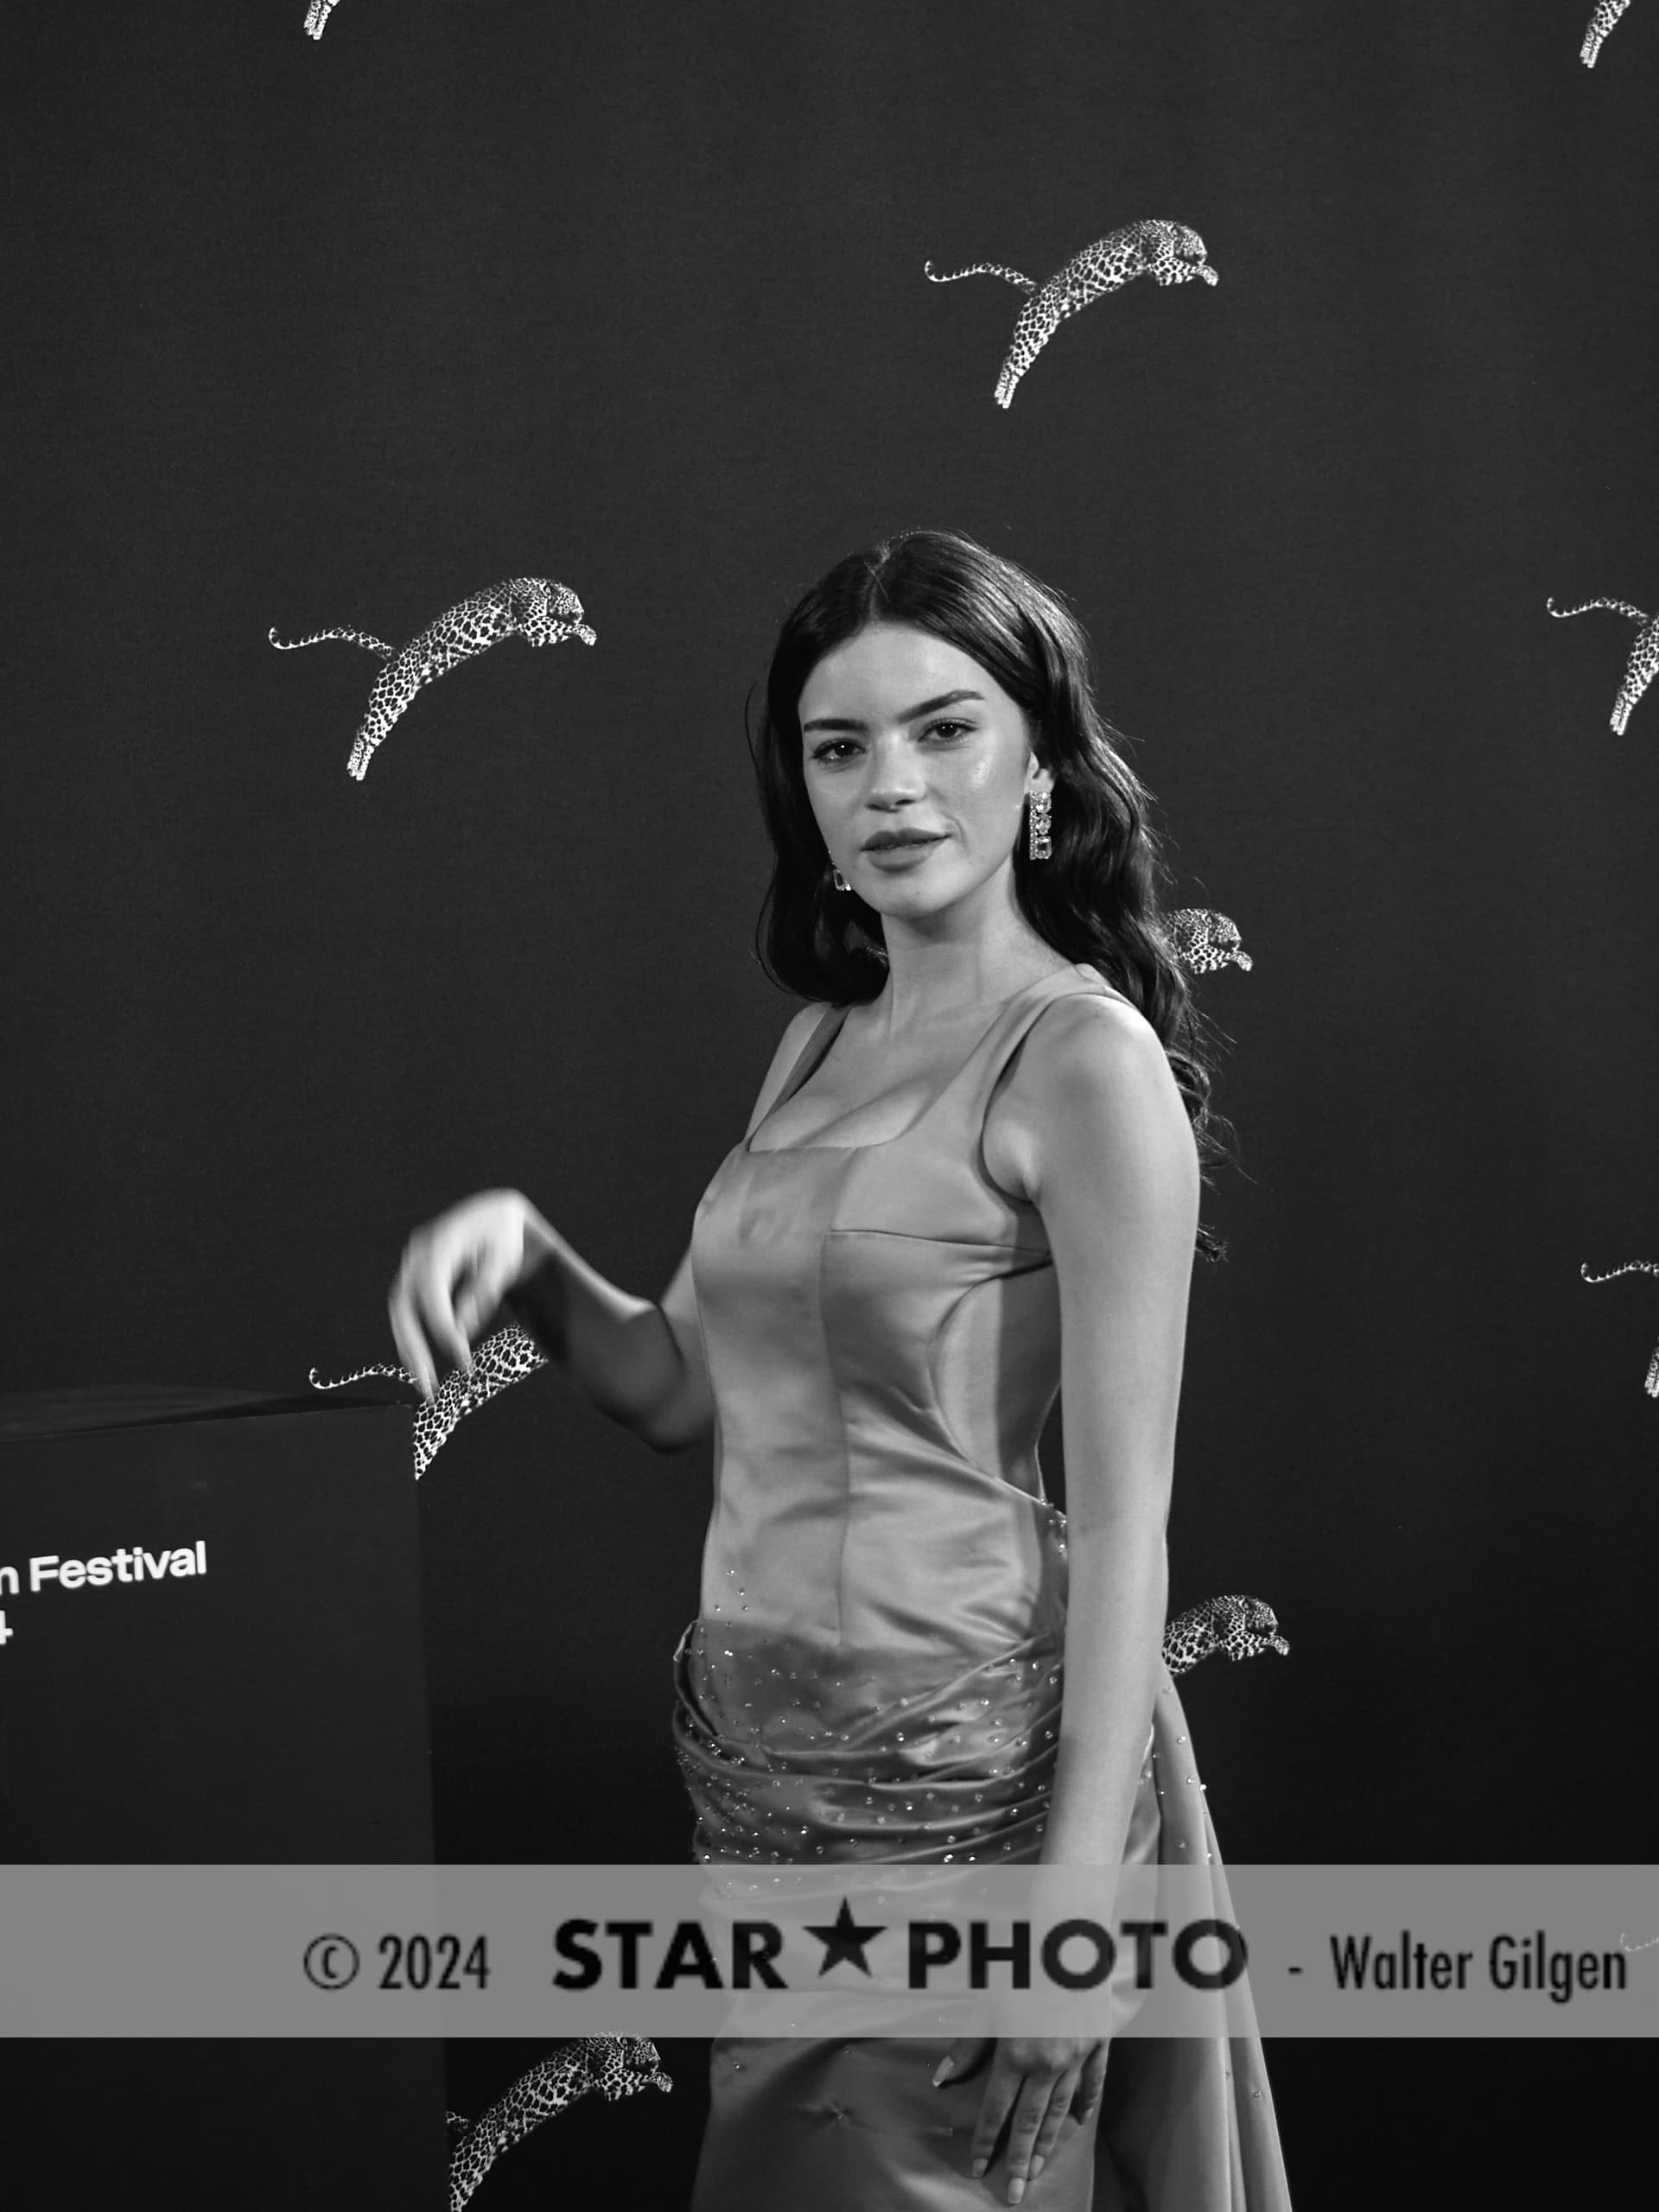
[935,2014,1109,2205]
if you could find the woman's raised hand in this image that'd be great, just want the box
[388,1188,551,1400]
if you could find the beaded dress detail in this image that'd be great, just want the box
[673,964,1291,2211]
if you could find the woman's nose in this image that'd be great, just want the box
[862,735,928,800]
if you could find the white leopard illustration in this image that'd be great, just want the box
[310,1324,550,1476]
[1162,1593,1288,1675]
[1166,907,1253,976]
[1548,594,1658,734]
[303,0,341,37]
[270,575,596,779]
[1580,0,1633,64]
[1580,1261,1659,1396]
[925,219,1218,408]
[446,2038,671,2210]
[1557,597,1654,734]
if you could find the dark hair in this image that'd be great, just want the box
[748,528,1235,1257]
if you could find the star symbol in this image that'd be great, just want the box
[803,1897,887,1976]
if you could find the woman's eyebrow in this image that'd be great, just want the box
[801,687,984,734]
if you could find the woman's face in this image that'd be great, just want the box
[797,623,1052,926]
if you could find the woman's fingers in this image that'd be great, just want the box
[387,1197,528,1400]
[390,1229,471,1397]
[966,2054,1015,2179]
[965,2040,1104,2202]
[421,1240,477,1377]
[1071,2042,1109,2128]
[451,1276,481,1358]
[455,1244,516,1355]
[387,1262,436,1400]
[932,2034,992,2088]
[1026,2063,1083,2180]
[1000,2075,1069,2203]
[969,2048,1065,2202]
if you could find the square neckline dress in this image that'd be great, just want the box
[672,963,1292,2210]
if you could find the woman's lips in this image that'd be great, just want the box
[863,835,944,863]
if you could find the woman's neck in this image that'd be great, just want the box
[867,918,1071,1039]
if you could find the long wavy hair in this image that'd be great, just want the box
[749,529,1234,1257]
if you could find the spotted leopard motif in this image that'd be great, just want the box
[1580,1261,1659,1396]
[1580,0,1634,65]
[926,219,1218,408]
[1166,908,1253,976]
[1548,594,1658,734]
[1162,1594,1289,1675]
[309,1323,550,1477]
[270,575,595,779]
[446,2038,671,2210]
[303,0,341,36]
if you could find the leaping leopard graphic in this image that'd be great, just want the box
[1162,1593,1289,1674]
[310,1324,550,1475]
[303,0,342,37]
[925,219,1218,408]
[1167,908,1253,976]
[446,2039,671,2211]
[1580,1261,1659,1396]
[1548,594,1658,734]
[270,575,595,779]
[1580,0,1634,65]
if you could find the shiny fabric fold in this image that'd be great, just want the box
[672,1618,1066,1865]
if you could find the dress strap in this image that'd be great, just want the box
[770,1002,850,1116]
[960,965,1124,1145]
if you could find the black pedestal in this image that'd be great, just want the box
[0,1385,447,2209]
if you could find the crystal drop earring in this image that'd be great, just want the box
[1027,789,1052,861]
[831,866,850,892]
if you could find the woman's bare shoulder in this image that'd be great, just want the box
[1020,982,1163,1081]
[985,983,1178,1199]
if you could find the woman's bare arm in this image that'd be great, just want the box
[994,993,1200,1870]
[389,1003,820,1446]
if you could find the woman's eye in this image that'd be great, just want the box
[808,722,969,762]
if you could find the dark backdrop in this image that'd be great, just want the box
[6,3,1656,2204]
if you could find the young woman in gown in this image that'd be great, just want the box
[389,531,1294,2210]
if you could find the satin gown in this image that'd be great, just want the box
[671,964,1292,2211]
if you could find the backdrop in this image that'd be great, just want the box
[6,2,1656,2204]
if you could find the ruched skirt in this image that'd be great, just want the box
[671,1618,1291,2211]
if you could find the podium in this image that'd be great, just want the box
[0,1386,447,2209]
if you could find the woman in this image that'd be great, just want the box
[390,531,1292,2209]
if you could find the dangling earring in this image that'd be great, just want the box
[831,866,851,892]
[1027,789,1052,861]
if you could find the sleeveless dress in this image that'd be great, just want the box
[671,965,1293,2211]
